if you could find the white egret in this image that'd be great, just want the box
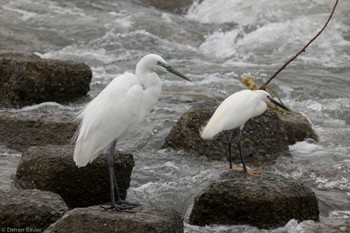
[72,54,191,210]
[200,89,289,176]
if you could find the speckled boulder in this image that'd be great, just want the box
[0,189,68,231]
[189,172,319,229]
[44,205,183,233]
[14,145,134,208]
[0,52,91,108]
[162,101,318,166]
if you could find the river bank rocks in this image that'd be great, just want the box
[0,189,68,231]
[14,145,134,208]
[189,171,320,229]
[44,205,183,233]
[162,101,318,166]
[0,110,77,151]
[0,52,91,108]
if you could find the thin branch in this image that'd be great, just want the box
[259,0,339,90]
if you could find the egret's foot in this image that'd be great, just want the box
[101,200,140,212]
[229,167,261,176]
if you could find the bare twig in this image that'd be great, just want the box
[259,0,339,90]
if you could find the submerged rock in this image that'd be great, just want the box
[44,205,183,233]
[162,101,318,166]
[189,171,319,229]
[0,52,91,108]
[14,145,134,208]
[0,111,77,151]
[0,189,68,231]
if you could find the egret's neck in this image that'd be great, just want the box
[136,67,162,119]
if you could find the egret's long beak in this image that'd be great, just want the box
[267,96,290,111]
[166,66,191,82]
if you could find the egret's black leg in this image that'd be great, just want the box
[103,140,139,211]
[226,130,234,169]
[236,126,247,173]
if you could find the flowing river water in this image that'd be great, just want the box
[0,0,349,232]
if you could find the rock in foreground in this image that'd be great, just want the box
[0,52,91,108]
[15,145,134,208]
[44,205,183,233]
[0,189,68,231]
[189,172,319,229]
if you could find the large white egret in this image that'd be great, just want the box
[73,54,191,210]
[200,89,289,176]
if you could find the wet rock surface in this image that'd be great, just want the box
[14,145,134,208]
[189,171,320,229]
[0,188,68,231]
[0,111,77,151]
[0,52,91,108]
[44,205,183,233]
[163,101,318,167]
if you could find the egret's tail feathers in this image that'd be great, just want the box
[73,143,91,168]
[200,124,217,140]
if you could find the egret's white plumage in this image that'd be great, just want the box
[201,90,270,139]
[73,54,189,167]
[72,54,190,210]
[200,89,288,175]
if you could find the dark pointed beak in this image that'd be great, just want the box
[166,66,191,82]
[267,96,290,111]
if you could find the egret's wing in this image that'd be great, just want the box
[74,73,143,167]
[201,90,256,139]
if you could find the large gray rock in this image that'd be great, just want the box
[44,205,183,233]
[189,172,320,229]
[0,111,77,151]
[14,145,134,208]
[163,101,318,166]
[0,52,92,108]
[0,189,68,231]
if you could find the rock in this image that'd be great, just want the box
[138,0,194,13]
[189,172,319,229]
[0,52,92,108]
[278,113,319,144]
[14,145,134,208]
[0,110,77,151]
[44,205,183,233]
[162,101,291,167]
[0,189,68,231]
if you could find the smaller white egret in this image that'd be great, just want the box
[200,89,289,176]
[72,54,191,210]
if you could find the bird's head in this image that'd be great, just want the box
[137,54,191,82]
[256,90,290,111]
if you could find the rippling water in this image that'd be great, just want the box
[0,0,349,232]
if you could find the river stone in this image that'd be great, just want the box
[14,145,134,208]
[0,110,77,151]
[162,101,318,166]
[0,52,92,108]
[44,205,183,233]
[189,171,319,229]
[0,189,68,231]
